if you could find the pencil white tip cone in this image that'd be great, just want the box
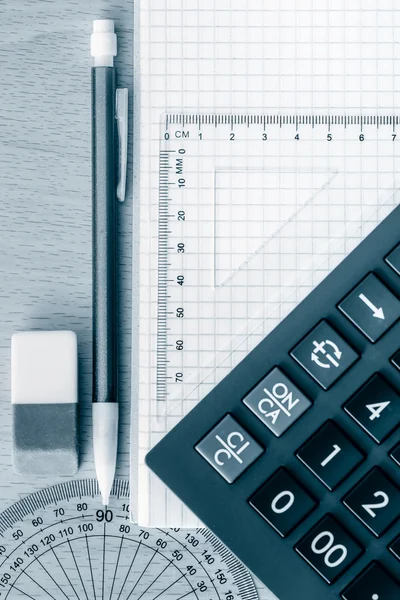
[93,403,119,506]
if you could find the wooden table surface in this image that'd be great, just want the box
[0,0,136,507]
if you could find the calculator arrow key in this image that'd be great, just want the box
[358,293,385,319]
[338,273,400,342]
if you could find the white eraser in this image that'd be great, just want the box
[11,330,79,476]
[12,331,78,405]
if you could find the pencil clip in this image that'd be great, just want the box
[116,88,128,202]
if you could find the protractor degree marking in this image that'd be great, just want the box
[19,569,57,600]
[9,585,35,600]
[0,480,126,534]
[67,537,90,600]
[116,539,141,600]
[175,589,198,600]
[136,560,174,600]
[49,545,81,600]
[150,572,186,600]
[0,514,93,569]
[125,548,158,600]
[102,522,106,600]
[4,537,251,600]
[35,555,71,600]
[158,528,227,596]
[108,534,124,600]
[0,481,257,600]
[85,534,97,600]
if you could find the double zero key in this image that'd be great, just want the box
[295,515,363,584]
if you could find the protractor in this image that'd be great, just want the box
[0,479,259,600]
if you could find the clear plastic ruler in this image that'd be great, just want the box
[136,112,400,527]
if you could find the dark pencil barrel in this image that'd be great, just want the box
[91,67,118,404]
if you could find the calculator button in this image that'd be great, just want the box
[195,414,263,483]
[389,535,400,561]
[344,374,400,443]
[343,467,400,536]
[296,420,365,490]
[391,348,400,371]
[249,468,317,537]
[390,443,400,466]
[341,562,400,600]
[295,514,363,584]
[338,273,400,342]
[290,321,359,390]
[242,368,312,437]
[386,243,400,276]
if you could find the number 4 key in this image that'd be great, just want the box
[344,374,400,443]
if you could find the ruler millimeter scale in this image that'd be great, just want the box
[138,112,400,527]
[166,113,400,128]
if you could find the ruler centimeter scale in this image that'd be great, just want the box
[138,112,400,527]
[166,113,400,128]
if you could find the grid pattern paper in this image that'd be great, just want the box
[134,1,400,534]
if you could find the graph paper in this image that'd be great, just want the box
[132,1,400,530]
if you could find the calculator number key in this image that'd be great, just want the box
[295,515,363,584]
[386,242,400,276]
[249,468,317,537]
[296,420,365,490]
[390,348,400,371]
[195,414,263,483]
[344,374,400,444]
[343,467,400,536]
[242,367,312,437]
[321,443,341,466]
[389,534,400,561]
[341,561,400,600]
[390,442,400,466]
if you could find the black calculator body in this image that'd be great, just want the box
[146,206,400,600]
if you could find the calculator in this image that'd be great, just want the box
[146,205,400,600]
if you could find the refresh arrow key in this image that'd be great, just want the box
[291,321,359,390]
[338,273,400,342]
